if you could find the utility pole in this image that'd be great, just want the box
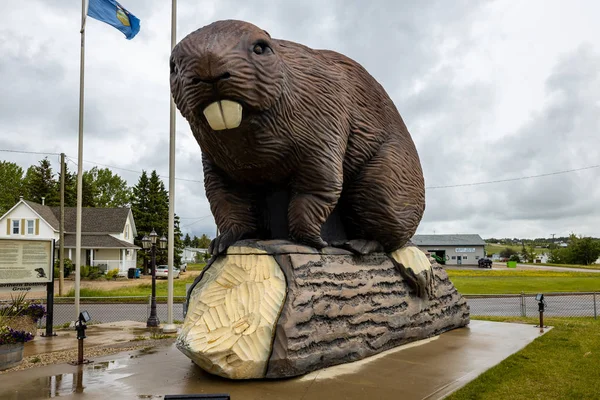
[59,153,65,296]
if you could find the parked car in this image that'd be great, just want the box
[478,258,493,269]
[155,265,180,279]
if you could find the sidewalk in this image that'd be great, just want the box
[2,321,175,374]
[0,320,550,400]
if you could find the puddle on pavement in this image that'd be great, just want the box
[3,360,134,399]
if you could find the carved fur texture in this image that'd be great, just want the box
[171,20,425,254]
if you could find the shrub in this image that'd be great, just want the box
[80,265,105,280]
[509,254,521,262]
[106,269,120,280]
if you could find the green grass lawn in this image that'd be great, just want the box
[447,317,600,400]
[447,269,600,295]
[64,274,199,298]
[186,262,207,271]
[522,262,600,271]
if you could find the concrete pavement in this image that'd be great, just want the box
[0,320,550,400]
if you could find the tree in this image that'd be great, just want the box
[566,235,600,265]
[197,234,211,248]
[499,247,517,259]
[58,163,77,207]
[521,244,536,263]
[183,233,192,247]
[131,170,184,268]
[0,161,24,215]
[131,171,151,269]
[23,158,59,205]
[83,166,131,208]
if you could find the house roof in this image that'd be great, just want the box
[23,200,60,230]
[22,200,131,234]
[412,234,486,247]
[59,234,139,249]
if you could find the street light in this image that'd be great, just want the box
[142,228,167,328]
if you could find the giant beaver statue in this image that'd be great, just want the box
[171,20,430,296]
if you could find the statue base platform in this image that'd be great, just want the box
[176,240,470,379]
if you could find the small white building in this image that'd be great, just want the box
[182,247,209,263]
[0,198,139,276]
[412,234,486,266]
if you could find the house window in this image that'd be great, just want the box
[451,256,456,260]
[475,256,480,260]
[464,256,468,260]
[12,220,20,235]
[27,220,35,235]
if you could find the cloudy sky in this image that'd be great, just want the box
[1,0,599,240]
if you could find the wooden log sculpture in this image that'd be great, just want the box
[171,20,470,379]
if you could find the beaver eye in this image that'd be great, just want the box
[253,42,270,55]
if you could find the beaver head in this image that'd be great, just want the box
[170,20,285,134]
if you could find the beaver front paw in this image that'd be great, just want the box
[209,228,253,256]
[331,239,384,255]
[388,246,434,299]
[291,234,328,250]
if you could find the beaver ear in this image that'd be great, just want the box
[263,30,271,38]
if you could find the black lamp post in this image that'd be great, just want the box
[142,228,167,328]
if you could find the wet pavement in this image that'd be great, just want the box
[23,321,150,358]
[0,320,549,399]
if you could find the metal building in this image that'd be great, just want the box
[412,234,486,266]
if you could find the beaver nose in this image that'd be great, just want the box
[192,71,231,85]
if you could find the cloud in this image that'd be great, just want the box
[0,0,599,241]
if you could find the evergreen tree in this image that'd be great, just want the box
[131,171,151,268]
[197,234,211,248]
[57,163,78,207]
[0,161,24,215]
[23,158,59,205]
[81,171,98,207]
[147,170,169,235]
[183,233,192,247]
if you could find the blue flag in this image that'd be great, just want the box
[87,0,140,40]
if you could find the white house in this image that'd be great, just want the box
[0,197,139,276]
[182,247,209,263]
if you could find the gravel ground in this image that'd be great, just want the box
[0,337,176,374]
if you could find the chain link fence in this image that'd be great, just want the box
[464,292,598,318]
[1,296,187,328]
[4,292,597,329]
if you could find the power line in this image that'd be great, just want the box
[425,164,600,189]
[0,149,61,156]
[181,215,213,228]
[65,156,204,184]
[4,148,599,190]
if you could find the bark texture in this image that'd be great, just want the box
[180,240,470,379]
[264,241,470,378]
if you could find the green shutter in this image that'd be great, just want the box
[21,219,25,235]
[35,219,40,235]
[6,218,10,235]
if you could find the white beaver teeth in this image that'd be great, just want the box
[203,100,243,130]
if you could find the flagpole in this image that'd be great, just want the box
[75,0,87,319]
[163,0,178,334]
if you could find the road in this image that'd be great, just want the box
[464,293,598,317]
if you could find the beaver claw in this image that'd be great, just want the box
[209,229,251,256]
[292,234,328,250]
[388,246,434,299]
[331,239,384,255]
